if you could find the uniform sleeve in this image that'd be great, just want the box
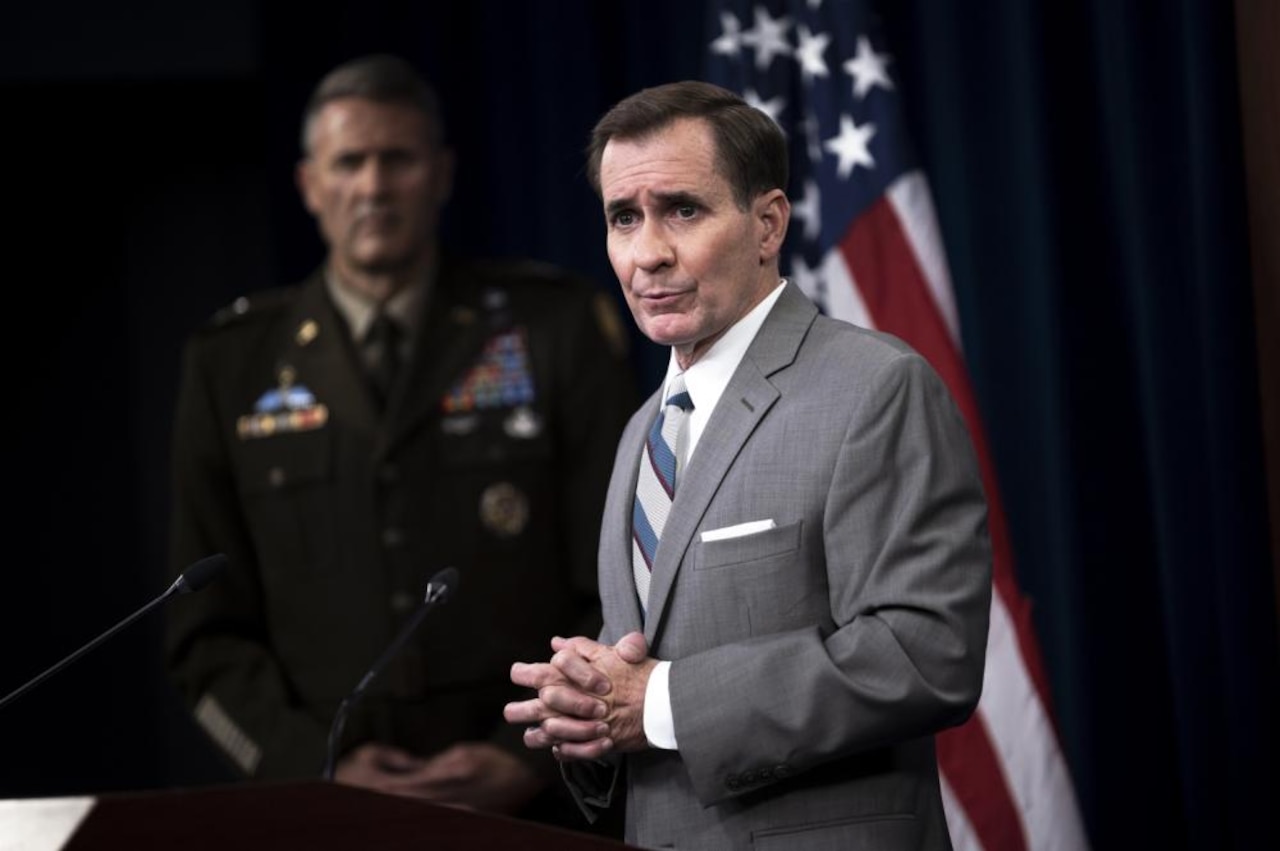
[669,351,992,805]
[164,335,330,779]
[557,291,638,640]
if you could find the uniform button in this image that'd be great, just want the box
[267,467,286,488]
[390,590,416,613]
[381,527,405,548]
[377,463,400,485]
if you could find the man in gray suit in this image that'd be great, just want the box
[505,81,992,850]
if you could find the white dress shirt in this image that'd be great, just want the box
[643,280,787,750]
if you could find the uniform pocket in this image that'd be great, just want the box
[234,428,332,494]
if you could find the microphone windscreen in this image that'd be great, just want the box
[428,566,460,603]
[179,554,228,593]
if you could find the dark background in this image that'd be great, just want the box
[1,3,1276,850]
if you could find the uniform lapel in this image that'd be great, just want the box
[284,275,379,434]
[382,265,492,457]
[642,283,818,643]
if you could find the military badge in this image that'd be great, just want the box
[295,319,319,346]
[479,482,529,538]
[441,328,536,414]
[236,365,330,440]
[440,413,480,436]
[503,406,543,439]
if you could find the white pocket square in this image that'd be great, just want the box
[700,519,777,542]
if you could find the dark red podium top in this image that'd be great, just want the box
[61,780,637,850]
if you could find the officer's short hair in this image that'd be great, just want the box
[300,54,445,155]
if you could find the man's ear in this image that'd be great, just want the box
[756,188,791,263]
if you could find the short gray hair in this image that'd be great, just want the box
[300,54,445,154]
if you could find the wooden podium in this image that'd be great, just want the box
[20,780,638,850]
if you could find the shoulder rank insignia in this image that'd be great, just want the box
[237,365,329,440]
[441,328,536,414]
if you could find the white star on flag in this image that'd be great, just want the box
[710,12,742,57]
[800,112,823,163]
[794,24,831,83]
[744,88,787,125]
[824,114,877,178]
[740,5,792,70]
[791,178,822,241]
[843,34,894,99]
[788,252,823,306]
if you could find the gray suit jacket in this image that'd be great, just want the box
[572,283,992,850]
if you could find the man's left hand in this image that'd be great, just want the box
[506,632,656,761]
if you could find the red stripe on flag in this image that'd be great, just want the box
[936,712,1029,850]
[838,196,1055,712]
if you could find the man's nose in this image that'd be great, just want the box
[354,159,389,195]
[632,219,675,272]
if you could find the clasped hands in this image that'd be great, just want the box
[505,632,656,761]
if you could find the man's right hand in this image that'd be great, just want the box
[333,741,544,814]
[333,741,430,797]
[505,632,655,761]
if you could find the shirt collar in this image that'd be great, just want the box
[324,268,428,343]
[662,279,788,413]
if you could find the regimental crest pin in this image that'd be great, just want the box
[236,364,330,440]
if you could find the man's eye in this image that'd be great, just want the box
[675,205,697,219]
[383,151,415,169]
[613,211,636,228]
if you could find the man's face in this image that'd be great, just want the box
[297,98,453,278]
[599,117,788,369]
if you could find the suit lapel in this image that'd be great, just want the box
[642,283,818,643]
[604,394,660,636]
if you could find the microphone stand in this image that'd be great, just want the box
[0,554,227,711]
[322,568,457,781]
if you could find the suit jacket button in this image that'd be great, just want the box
[267,467,286,488]
[382,527,405,548]
[390,590,415,613]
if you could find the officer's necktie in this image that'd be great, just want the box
[364,311,403,411]
[632,374,694,617]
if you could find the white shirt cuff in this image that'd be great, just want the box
[642,660,678,749]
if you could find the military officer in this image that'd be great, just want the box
[164,54,636,824]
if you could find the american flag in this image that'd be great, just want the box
[704,2,1090,848]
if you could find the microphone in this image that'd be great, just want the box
[0,553,228,711]
[322,566,459,781]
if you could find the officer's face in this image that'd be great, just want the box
[600,117,789,370]
[298,98,454,280]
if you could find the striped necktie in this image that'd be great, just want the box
[632,374,694,616]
